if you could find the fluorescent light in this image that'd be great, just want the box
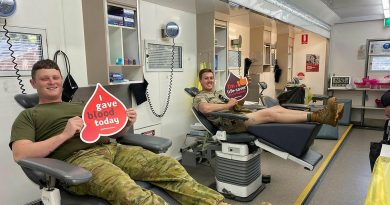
[383,0,390,10]
[385,9,390,18]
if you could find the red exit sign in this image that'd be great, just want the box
[301,34,308,44]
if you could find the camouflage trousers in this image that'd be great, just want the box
[65,143,224,205]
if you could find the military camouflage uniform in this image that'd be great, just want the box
[193,90,247,133]
[10,102,224,205]
[66,143,224,205]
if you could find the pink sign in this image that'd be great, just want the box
[80,83,128,143]
[224,72,248,101]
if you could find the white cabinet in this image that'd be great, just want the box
[81,0,142,85]
[328,88,387,127]
[197,12,228,90]
[214,21,228,90]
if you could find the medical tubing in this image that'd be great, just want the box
[3,19,26,94]
[145,38,175,118]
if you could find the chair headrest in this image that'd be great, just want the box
[14,93,39,109]
[184,87,200,98]
[258,82,267,90]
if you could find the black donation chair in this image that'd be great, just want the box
[184,87,323,202]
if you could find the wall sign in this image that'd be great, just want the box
[80,83,128,143]
[224,72,248,101]
[330,76,351,88]
[306,54,319,72]
[301,34,308,44]
[142,130,156,136]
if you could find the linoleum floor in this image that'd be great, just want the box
[184,126,381,205]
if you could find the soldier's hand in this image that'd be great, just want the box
[126,108,137,127]
[63,116,83,139]
[227,98,238,109]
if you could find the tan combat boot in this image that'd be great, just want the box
[312,97,344,126]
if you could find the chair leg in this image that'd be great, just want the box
[26,199,43,205]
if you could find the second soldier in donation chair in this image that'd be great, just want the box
[181,69,343,202]
[195,68,344,134]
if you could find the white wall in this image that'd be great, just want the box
[329,20,390,121]
[293,31,328,95]
[0,0,87,204]
[137,1,198,158]
[329,20,390,79]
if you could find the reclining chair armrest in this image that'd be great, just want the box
[207,111,249,121]
[242,104,267,110]
[312,94,329,102]
[17,158,92,185]
[116,133,172,153]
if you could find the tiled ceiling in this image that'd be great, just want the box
[319,0,384,23]
[144,0,385,25]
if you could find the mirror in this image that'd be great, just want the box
[165,22,180,38]
[0,0,16,17]
[196,0,328,99]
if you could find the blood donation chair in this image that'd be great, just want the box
[13,85,180,205]
[184,87,323,202]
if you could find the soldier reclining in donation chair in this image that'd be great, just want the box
[10,59,231,205]
[195,68,344,135]
[180,69,343,202]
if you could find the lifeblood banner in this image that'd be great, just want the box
[80,83,128,143]
[306,54,319,72]
[224,72,248,101]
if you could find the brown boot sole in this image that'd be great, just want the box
[336,104,344,121]
[328,97,338,127]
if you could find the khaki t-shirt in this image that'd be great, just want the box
[10,102,107,160]
[193,90,247,133]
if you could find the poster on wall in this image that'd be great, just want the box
[306,54,319,72]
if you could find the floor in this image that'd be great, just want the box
[184,126,382,205]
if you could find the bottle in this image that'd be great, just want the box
[116,57,122,65]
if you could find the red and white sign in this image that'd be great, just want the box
[301,34,308,44]
[306,54,320,72]
[80,83,128,143]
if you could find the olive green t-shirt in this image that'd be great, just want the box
[10,102,107,160]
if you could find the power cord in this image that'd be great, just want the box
[3,18,26,94]
[145,38,175,118]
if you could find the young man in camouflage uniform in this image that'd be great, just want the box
[10,60,230,205]
[193,68,344,133]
